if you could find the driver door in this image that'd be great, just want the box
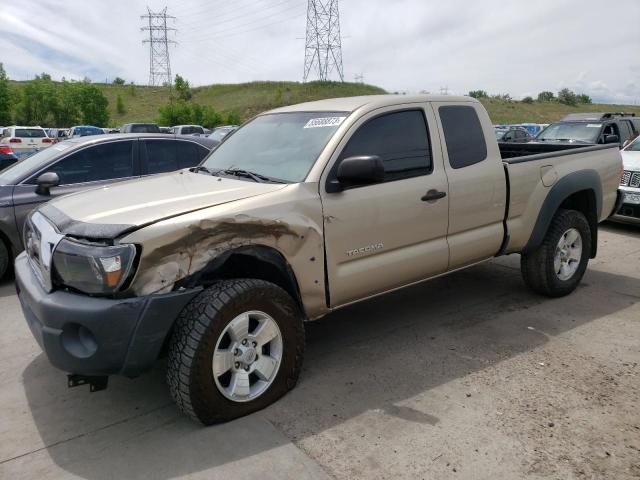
[320,105,450,307]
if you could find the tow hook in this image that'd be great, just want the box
[67,374,109,392]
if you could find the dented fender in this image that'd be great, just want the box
[120,183,328,319]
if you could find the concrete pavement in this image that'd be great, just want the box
[1,222,638,479]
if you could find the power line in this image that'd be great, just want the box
[303,0,344,82]
[179,0,302,32]
[141,7,177,86]
[180,2,305,43]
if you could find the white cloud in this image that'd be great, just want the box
[1,0,638,104]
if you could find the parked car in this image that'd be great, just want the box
[517,123,548,136]
[208,125,238,142]
[535,113,638,148]
[0,133,219,279]
[12,95,621,424]
[0,126,52,158]
[495,126,535,143]
[45,128,69,143]
[612,136,640,224]
[159,126,172,134]
[0,146,18,171]
[121,123,161,133]
[68,126,104,138]
[169,125,206,135]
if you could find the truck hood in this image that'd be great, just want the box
[622,150,640,171]
[40,171,287,239]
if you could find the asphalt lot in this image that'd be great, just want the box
[0,222,638,480]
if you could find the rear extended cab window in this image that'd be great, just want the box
[438,105,487,169]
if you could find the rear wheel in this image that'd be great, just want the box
[521,209,591,297]
[166,279,304,425]
[0,240,9,281]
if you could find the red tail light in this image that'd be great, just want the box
[0,146,13,154]
[42,138,52,143]
[9,137,21,143]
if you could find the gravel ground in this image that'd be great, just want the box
[0,222,638,479]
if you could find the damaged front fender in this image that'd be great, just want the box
[120,183,328,319]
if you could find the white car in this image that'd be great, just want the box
[168,125,206,135]
[0,126,52,158]
[613,136,640,225]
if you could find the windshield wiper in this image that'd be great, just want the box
[217,168,286,184]
[190,165,215,175]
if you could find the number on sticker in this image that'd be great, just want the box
[303,117,346,129]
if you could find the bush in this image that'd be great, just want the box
[577,93,592,104]
[468,90,488,99]
[521,96,534,104]
[112,77,126,86]
[537,91,555,102]
[557,88,578,106]
[116,94,126,115]
[174,74,192,101]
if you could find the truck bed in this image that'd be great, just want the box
[499,141,599,160]
[499,143,621,255]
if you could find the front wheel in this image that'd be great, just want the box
[521,209,591,297]
[167,279,304,425]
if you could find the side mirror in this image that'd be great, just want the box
[328,155,385,192]
[35,172,60,196]
[604,134,620,145]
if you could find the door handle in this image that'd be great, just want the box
[421,190,447,202]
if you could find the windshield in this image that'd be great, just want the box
[130,124,160,133]
[0,141,72,185]
[201,112,348,182]
[495,129,507,140]
[15,128,46,138]
[537,122,601,143]
[624,136,640,151]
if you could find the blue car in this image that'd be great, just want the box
[67,125,104,138]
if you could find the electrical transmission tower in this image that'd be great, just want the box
[303,0,344,82]
[141,7,176,86]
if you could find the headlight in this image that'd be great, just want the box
[52,239,136,295]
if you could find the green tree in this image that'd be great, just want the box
[53,80,80,126]
[521,96,534,104]
[116,94,126,115]
[468,90,488,99]
[76,83,109,126]
[201,105,222,128]
[158,100,192,125]
[174,74,192,101]
[576,93,592,104]
[557,88,577,106]
[225,111,242,125]
[0,63,12,125]
[537,91,555,102]
[14,73,59,126]
[112,77,126,86]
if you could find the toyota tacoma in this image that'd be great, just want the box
[15,95,623,424]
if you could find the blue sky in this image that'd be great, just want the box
[1,0,639,104]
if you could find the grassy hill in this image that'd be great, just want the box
[8,79,640,127]
[98,81,387,126]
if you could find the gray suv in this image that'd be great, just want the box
[0,133,218,279]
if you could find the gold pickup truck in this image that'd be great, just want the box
[15,95,623,424]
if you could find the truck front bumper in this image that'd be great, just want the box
[15,253,201,378]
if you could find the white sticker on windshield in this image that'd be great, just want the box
[586,124,602,128]
[304,116,346,129]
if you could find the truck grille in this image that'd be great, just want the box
[621,170,631,186]
[630,172,640,188]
